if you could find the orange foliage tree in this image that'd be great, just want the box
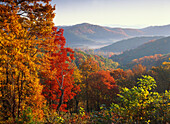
[0,0,55,122]
[110,68,127,87]
[87,70,119,111]
[124,64,147,88]
[79,57,100,112]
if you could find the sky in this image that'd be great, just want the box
[51,0,170,28]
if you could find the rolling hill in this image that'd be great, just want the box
[61,23,128,48]
[126,54,170,70]
[99,36,163,53]
[57,23,170,48]
[110,36,170,65]
[141,24,170,36]
[74,49,119,70]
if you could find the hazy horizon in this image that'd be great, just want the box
[55,22,170,29]
[51,0,170,28]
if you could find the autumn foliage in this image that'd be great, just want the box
[0,0,55,122]
[86,70,119,110]
[41,27,80,112]
[0,0,169,123]
[0,0,54,122]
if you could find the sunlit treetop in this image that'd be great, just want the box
[0,0,55,37]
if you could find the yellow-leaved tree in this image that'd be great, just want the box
[79,57,100,112]
[0,0,55,122]
[163,58,170,68]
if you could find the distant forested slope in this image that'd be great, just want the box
[99,36,163,52]
[74,49,119,70]
[110,36,170,65]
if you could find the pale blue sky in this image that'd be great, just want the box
[51,0,170,28]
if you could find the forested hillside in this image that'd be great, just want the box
[60,23,128,47]
[74,49,119,70]
[99,36,163,52]
[111,36,170,65]
[126,54,170,70]
[63,30,96,47]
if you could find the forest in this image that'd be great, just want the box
[0,1,169,124]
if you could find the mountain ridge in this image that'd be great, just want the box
[99,36,163,53]
[56,23,170,48]
[110,36,170,65]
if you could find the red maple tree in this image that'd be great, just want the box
[42,27,80,111]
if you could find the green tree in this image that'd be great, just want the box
[149,66,170,92]
[111,75,169,123]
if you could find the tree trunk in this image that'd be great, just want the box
[57,88,64,111]
[17,72,21,118]
[75,96,79,113]
[86,76,89,112]
[86,86,89,112]
[12,74,16,120]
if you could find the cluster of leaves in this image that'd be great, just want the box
[42,106,91,124]
[85,70,119,111]
[74,49,119,70]
[110,64,147,89]
[148,66,170,92]
[85,49,115,58]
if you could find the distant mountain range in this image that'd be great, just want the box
[57,23,170,48]
[141,24,170,36]
[110,36,170,65]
